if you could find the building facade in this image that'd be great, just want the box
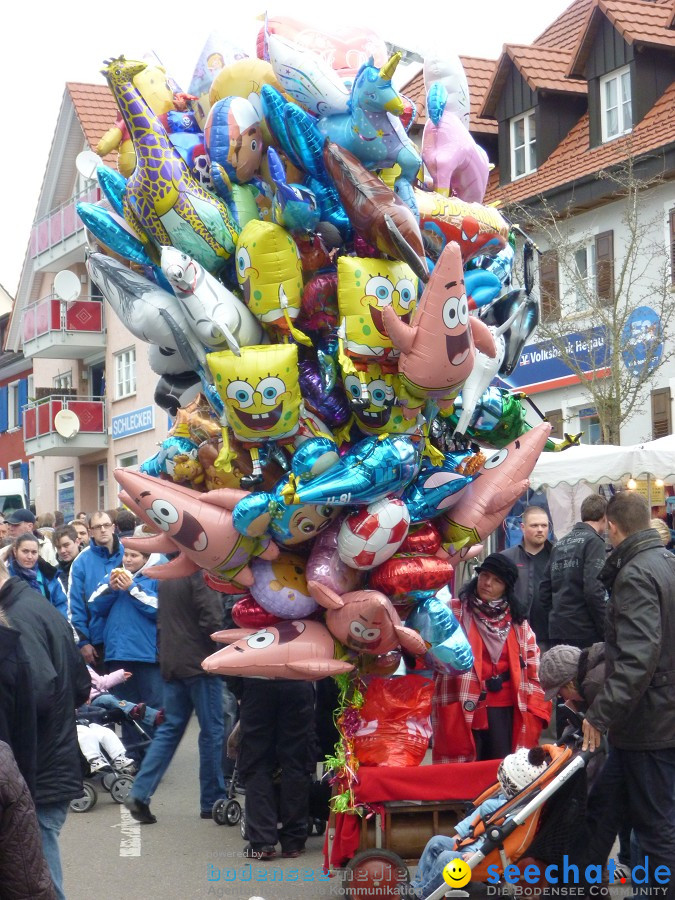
[0,286,32,501]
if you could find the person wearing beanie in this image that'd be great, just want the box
[410,747,550,898]
[432,553,550,764]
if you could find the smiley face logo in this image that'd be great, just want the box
[443,858,471,889]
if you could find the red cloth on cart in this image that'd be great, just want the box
[324,759,501,870]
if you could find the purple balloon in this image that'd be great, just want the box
[306,518,364,594]
[299,357,351,428]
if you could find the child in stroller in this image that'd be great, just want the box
[410,747,550,899]
[86,666,164,730]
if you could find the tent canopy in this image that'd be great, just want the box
[529,435,675,490]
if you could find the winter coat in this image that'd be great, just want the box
[0,619,37,796]
[539,522,608,647]
[67,536,124,647]
[156,572,225,680]
[87,666,126,701]
[0,577,91,805]
[0,740,56,900]
[8,556,68,618]
[501,541,553,641]
[577,642,606,706]
[432,595,551,763]
[586,529,675,750]
[87,555,161,664]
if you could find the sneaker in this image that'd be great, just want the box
[242,844,276,860]
[89,757,110,773]
[281,847,306,859]
[130,702,147,721]
[124,797,157,824]
[154,708,165,726]
[612,865,631,884]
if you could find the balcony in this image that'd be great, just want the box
[21,295,106,360]
[29,186,102,270]
[23,395,108,457]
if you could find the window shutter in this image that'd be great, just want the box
[17,378,28,427]
[539,250,560,322]
[652,388,672,440]
[670,210,675,287]
[545,408,564,438]
[0,386,7,433]
[595,230,614,305]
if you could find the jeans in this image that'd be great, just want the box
[222,681,238,780]
[129,675,225,813]
[410,835,464,899]
[92,692,161,729]
[108,660,164,758]
[584,746,675,899]
[37,800,70,900]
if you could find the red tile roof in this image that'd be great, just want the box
[402,56,498,134]
[484,78,675,205]
[535,0,596,49]
[569,0,675,75]
[67,83,118,164]
[481,45,586,118]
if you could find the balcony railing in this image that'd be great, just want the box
[30,186,101,259]
[23,394,108,457]
[21,294,106,360]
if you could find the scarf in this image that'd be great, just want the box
[8,557,43,595]
[466,593,512,664]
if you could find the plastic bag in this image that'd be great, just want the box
[353,675,433,767]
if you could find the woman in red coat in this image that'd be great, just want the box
[432,553,550,763]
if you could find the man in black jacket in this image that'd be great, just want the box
[539,494,608,649]
[582,492,675,897]
[0,606,37,795]
[0,559,90,900]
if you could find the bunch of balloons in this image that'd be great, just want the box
[78,19,567,777]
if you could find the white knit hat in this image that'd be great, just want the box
[497,747,548,797]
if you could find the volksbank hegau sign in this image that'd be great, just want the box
[504,326,610,394]
[112,406,155,440]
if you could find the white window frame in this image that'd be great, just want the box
[8,460,22,480]
[115,451,139,471]
[56,468,75,522]
[510,109,537,180]
[7,381,20,431]
[114,347,136,400]
[572,241,596,312]
[600,65,632,143]
[97,462,108,511]
[53,371,73,392]
[28,460,35,504]
[27,374,34,403]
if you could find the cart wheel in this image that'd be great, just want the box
[343,849,410,899]
[212,798,227,825]
[240,808,248,840]
[312,817,326,836]
[70,782,97,813]
[110,775,134,803]
[225,799,241,826]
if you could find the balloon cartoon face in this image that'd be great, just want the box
[208,344,301,442]
[338,256,417,358]
[204,96,264,184]
[250,552,318,618]
[235,221,304,333]
[342,367,413,436]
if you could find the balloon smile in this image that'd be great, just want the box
[447,333,470,366]
[355,407,391,429]
[237,405,283,431]
[174,512,208,552]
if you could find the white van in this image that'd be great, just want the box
[0,479,29,516]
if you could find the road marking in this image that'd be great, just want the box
[119,806,141,857]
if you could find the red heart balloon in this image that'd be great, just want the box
[398,522,442,556]
[231,595,283,629]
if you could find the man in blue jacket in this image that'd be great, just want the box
[67,511,123,669]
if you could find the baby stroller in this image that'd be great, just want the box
[70,705,153,813]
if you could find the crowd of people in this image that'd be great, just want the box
[0,491,672,900]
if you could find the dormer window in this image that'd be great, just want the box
[600,66,632,142]
[510,109,536,179]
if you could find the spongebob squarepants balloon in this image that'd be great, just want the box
[208,343,303,486]
[340,365,422,441]
[235,220,310,345]
[337,256,417,406]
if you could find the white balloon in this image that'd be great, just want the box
[268,34,351,116]
[423,52,471,130]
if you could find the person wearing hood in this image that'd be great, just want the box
[8,534,68,618]
[87,547,163,711]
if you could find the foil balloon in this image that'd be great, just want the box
[154,372,202,416]
[339,366,423,441]
[268,147,320,234]
[101,57,239,275]
[382,241,498,417]
[300,271,338,332]
[353,650,402,677]
[235,220,310,345]
[399,522,444,556]
[307,581,427,657]
[232,436,340,545]
[298,355,351,430]
[114,468,279,592]
[249,551,318,619]
[77,203,156,269]
[231,595,282,629]
[337,498,410,571]
[415,189,509,264]
[369,555,454,603]
[323,142,428,282]
[267,32,350,116]
[172,393,222,444]
[280,433,422,508]
[204,95,264,188]
[140,432,198,480]
[465,269,503,310]
[439,422,553,559]
[406,592,473,674]
[96,164,126,216]
[197,436,285,493]
[423,50,471,129]
[202,619,354,680]
[305,518,365,594]
[478,289,540,376]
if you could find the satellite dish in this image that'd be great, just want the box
[53,270,82,303]
[54,410,80,440]
[76,150,102,182]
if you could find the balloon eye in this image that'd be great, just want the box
[396,279,416,309]
[484,449,509,469]
[458,295,469,325]
[257,376,285,406]
[226,380,255,408]
[147,499,179,531]
[362,628,381,642]
[442,298,460,329]
[350,621,364,638]
[345,375,361,399]
[367,379,388,408]
[251,140,257,151]
[236,248,251,275]
[246,631,275,649]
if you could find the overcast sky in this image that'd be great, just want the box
[0,0,570,294]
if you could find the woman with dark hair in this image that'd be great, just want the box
[432,553,550,763]
[8,534,68,618]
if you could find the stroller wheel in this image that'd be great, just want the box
[212,798,227,825]
[311,817,326,836]
[344,849,409,899]
[225,799,242,826]
[240,808,248,840]
[110,775,134,804]
[70,782,97,813]
[101,771,117,792]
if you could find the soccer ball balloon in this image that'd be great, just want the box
[338,498,410,570]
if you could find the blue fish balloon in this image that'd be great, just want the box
[406,591,473,674]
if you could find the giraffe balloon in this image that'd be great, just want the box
[101,56,238,276]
